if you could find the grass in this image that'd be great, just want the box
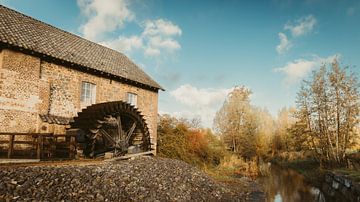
[202,154,260,182]
[203,165,260,195]
[333,168,360,182]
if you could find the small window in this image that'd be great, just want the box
[127,93,137,107]
[81,82,96,107]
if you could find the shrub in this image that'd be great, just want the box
[157,115,227,168]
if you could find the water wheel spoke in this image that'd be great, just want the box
[126,122,137,143]
[99,129,117,146]
[116,115,123,141]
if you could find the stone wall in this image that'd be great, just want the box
[322,172,360,201]
[0,49,43,133]
[0,49,158,148]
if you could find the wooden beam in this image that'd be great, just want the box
[117,115,124,141]
[37,135,43,159]
[126,122,137,142]
[105,150,154,162]
[7,134,15,158]
[69,136,76,159]
[99,129,117,145]
[0,132,53,136]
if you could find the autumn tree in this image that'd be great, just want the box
[251,107,275,158]
[213,86,252,154]
[213,86,274,160]
[294,60,360,165]
[272,107,297,154]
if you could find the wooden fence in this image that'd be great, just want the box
[0,132,76,159]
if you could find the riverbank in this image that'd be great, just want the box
[271,158,324,187]
[205,167,265,201]
[0,156,264,201]
[271,157,360,201]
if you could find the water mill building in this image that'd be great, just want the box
[0,5,162,157]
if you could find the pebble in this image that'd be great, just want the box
[0,157,261,201]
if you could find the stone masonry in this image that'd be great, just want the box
[0,49,158,148]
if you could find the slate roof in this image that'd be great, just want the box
[0,5,162,90]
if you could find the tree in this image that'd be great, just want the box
[252,107,275,158]
[272,107,297,153]
[213,86,274,160]
[157,114,190,161]
[213,86,252,154]
[294,60,360,166]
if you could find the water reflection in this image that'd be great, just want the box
[257,165,325,202]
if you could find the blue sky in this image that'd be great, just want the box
[2,0,360,128]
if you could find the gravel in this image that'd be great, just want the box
[0,156,264,201]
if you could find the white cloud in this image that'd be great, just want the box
[142,19,182,37]
[284,15,317,37]
[276,32,292,54]
[274,54,338,84]
[101,19,182,58]
[141,19,182,57]
[276,15,317,55]
[101,35,143,53]
[77,0,134,41]
[169,84,233,127]
[144,46,161,57]
[99,19,182,57]
[77,1,182,58]
[145,36,181,56]
[171,84,231,108]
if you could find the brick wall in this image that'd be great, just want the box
[0,49,158,148]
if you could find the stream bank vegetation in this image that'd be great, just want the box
[292,60,360,167]
[156,114,264,181]
[157,86,274,180]
[269,60,360,184]
[157,59,360,184]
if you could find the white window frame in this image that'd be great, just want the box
[81,82,96,108]
[127,92,137,107]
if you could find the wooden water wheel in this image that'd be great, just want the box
[70,101,151,158]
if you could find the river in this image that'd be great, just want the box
[257,164,326,202]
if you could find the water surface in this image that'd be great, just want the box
[257,165,325,202]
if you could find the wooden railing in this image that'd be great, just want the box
[0,132,76,159]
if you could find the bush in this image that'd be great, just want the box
[157,114,265,179]
[157,115,227,168]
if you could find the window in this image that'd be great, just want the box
[81,82,96,107]
[127,92,137,107]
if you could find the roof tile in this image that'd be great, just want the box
[0,5,162,90]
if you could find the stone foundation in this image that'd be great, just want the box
[322,172,360,201]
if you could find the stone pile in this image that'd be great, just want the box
[0,157,263,201]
